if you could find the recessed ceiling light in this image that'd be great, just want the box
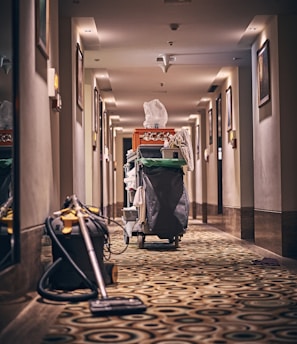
[170,23,179,31]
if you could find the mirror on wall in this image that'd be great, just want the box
[0,1,19,271]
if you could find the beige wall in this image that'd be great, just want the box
[19,0,58,229]
[252,16,282,212]
[221,70,241,209]
[72,20,86,202]
[0,0,61,294]
[195,111,207,208]
[83,69,101,207]
[201,67,244,210]
[252,15,297,213]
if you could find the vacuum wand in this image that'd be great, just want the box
[72,195,108,299]
[71,194,146,316]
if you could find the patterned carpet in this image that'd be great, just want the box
[41,221,297,344]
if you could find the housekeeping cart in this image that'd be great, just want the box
[123,143,189,248]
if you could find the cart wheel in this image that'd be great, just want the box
[174,236,179,248]
[124,233,129,245]
[137,234,145,249]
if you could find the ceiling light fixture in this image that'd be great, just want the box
[156,54,175,73]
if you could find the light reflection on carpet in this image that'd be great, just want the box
[41,224,297,343]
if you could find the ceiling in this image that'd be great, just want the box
[59,0,297,131]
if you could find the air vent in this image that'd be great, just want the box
[207,85,218,93]
[156,56,175,63]
[164,0,191,3]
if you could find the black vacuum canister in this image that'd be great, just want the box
[50,217,110,290]
[0,226,12,268]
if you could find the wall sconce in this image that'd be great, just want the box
[48,68,62,112]
[92,131,97,151]
[104,146,109,161]
[52,92,62,112]
[156,54,175,73]
[204,147,209,162]
[229,130,237,149]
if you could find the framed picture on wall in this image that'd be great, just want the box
[208,108,213,145]
[226,86,232,131]
[35,0,49,58]
[76,43,84,110]
[257,39,271,107]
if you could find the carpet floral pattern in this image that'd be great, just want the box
[41,222,297,343]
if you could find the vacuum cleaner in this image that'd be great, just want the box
[0,196,14,269]
[37,194,147,316]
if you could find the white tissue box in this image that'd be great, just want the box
[161,148,182,159]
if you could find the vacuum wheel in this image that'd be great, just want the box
[168,236,180,248]
[137,233,145,249]
[104,262,118,284]
[174,236,179,248]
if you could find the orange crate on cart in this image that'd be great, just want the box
[132,128,175,150]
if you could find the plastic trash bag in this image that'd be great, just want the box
[143,99,168,128]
